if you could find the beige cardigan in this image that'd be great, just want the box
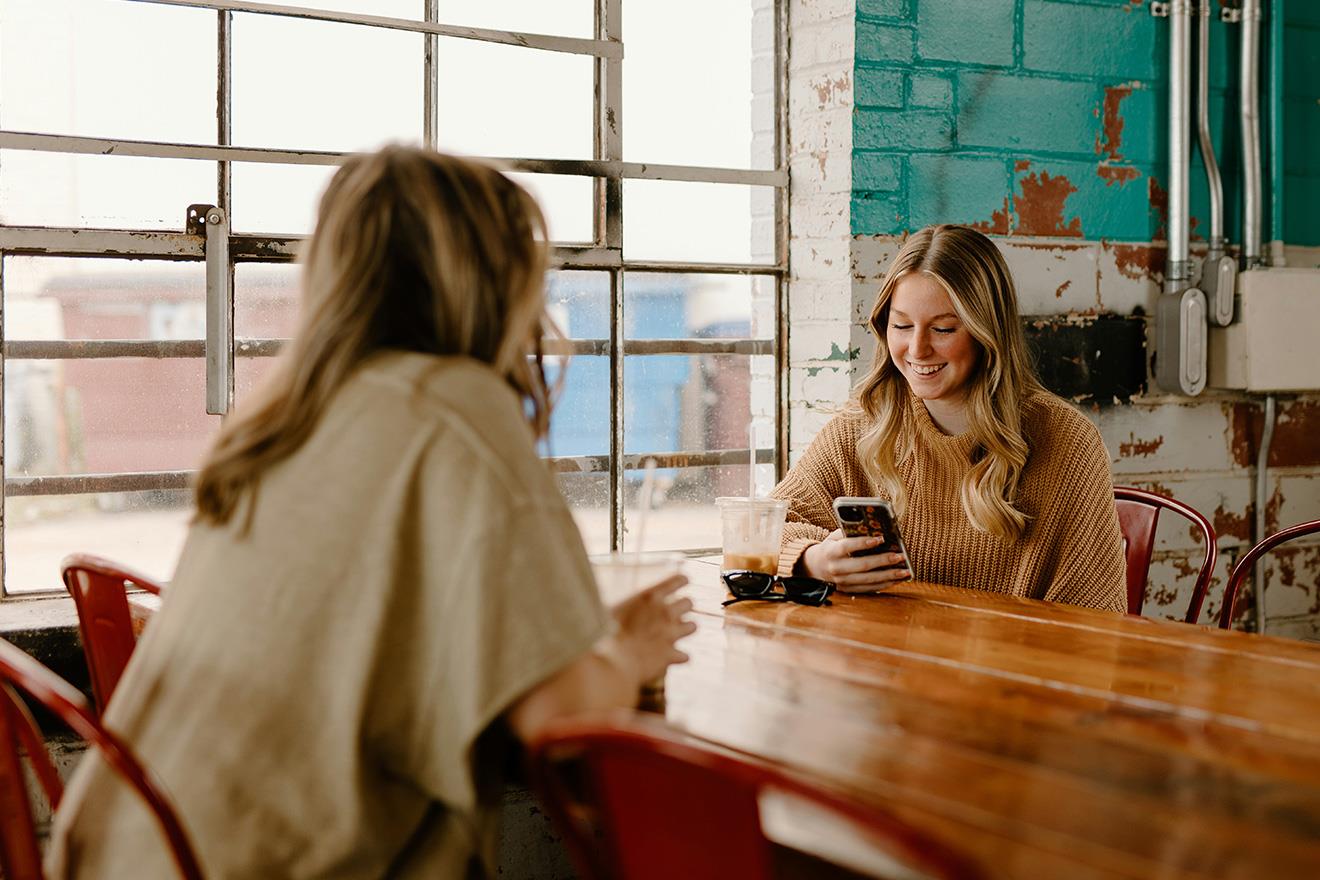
[772,392,1127,613]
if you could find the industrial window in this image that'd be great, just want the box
[0,0,788,596]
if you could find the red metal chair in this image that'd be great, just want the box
[61,553,164,713]
[1114,487,1221,627]
[529,712,984,880]
[0,638,203,880]
[1221,519,1320,631]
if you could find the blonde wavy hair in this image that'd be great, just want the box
[195,146,553,526]
[855,225,1043,540]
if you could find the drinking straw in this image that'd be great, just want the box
[628,458,659,594]
[634,457,659,554]
[748,422,758,501]
[747,422,757,540]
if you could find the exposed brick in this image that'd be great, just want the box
[956,72,1100,156]
[854,68,905,108]
[907,154,1011,233]
[909,72,953,110]
[854,108,954,151]
[855,20,916,64]
[852,152,903,191]
[917,0,1015,67]
[1022,0,1160,81]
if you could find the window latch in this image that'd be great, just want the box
[187,204,233,415]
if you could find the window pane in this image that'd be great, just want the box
[232,13,423,153]
[510,173,594,244]
[0,151,216,230]
[623,0,772,170]
[624,273,774,340]
[559,473,609,556]
[5,358,218,478]
[236,263,300,340]
[235,355,283,406]
[231,161,338,235]
[4,258,205,342]
[622,466,745,553]
[0,0,214,143]
[436,38,592,160]
[623,181,774,264]
[436,1,593,38]
[4,489,189,593]
[624,353,774,481]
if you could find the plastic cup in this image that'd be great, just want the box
[716,497,789,575]
[588,551,685,607]
[589,551,685,713]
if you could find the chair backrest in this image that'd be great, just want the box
[529,713,983,880]
[61,553,164,713]
[0,639,203,880]
[1222,519,1320,630]
[1114,487,1220,626]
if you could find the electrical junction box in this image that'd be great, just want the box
[1208,268,1320,392]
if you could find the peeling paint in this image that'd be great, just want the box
[825,342,861,362]
[1096,84,1134,161]
[1148,176,1169,240]
[971,197,1012,235]
[1097,164,1141,187]
[1107,242,1166,281]
[1118,433,1163,457]
[1228,399,1320,469]
[811,73,851,110]
[1013,168,1083,237]
[1213,504,1252,542]
[1054,279,1072,298]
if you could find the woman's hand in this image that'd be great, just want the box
[799,530,911,593]
[607,575,696,685]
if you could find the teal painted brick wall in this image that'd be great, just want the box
[851,0,1320,245]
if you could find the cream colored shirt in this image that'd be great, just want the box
[47,352,607,879]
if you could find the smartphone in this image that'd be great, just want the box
[832,497,910,564]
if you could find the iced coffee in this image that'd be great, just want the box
[716,497,788,575]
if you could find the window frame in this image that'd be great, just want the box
[0,0,790,598]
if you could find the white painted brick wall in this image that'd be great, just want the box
[785,1,854,457]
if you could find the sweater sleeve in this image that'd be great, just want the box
[770,414,857,576]
[1040,421,1128,613]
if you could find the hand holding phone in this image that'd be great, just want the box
[797,497,912,591]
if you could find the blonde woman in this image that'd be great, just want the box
[49,147,694,878]
[773,224,1126,612]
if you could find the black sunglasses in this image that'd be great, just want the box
[721,570,835,607]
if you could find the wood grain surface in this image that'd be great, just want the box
[662,557,1320,879]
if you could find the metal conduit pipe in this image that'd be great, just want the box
[1241,0,1265,267]
[1269,0,1286,266]
[1254,394,1277,633]
[1155,0,1208,396]
[1198,0,1236,325]
[1168,3,1193,289]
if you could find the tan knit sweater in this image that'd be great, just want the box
[772,392,1127,612]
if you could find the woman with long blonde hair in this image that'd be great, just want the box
[49,146,694,879]
[772,224,1125,611]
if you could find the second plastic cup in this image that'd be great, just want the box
[588,551,685,607]
[716,497,788,575]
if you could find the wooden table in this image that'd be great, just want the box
[664,557,1320,879]
[127,591,161,638]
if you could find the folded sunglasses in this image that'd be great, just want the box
[721,570,835,607]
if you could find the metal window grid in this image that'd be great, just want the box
[0,0,790,597]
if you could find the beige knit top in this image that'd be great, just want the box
[772,391,1127,612]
